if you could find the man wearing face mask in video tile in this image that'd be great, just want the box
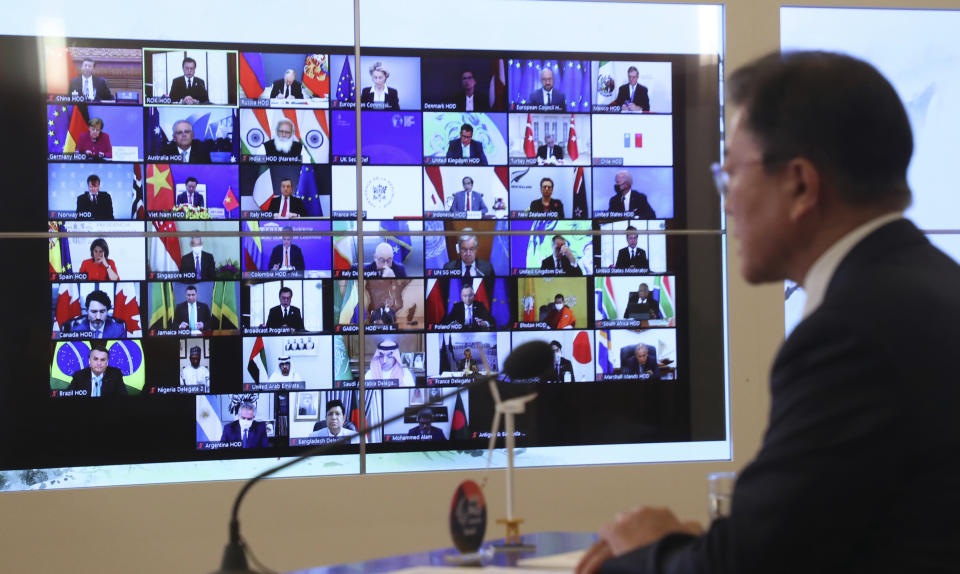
[220,401,270,448]
[179,236,216,281]
[546,293,576,329]
[546,339,575,382]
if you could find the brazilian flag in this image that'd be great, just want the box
[50,340,146,394]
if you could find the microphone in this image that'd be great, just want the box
[210,340,553,573]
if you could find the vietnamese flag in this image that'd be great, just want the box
[567,114,579,161]
[524,113,536,158]
[147,164,175,211]
[222,185,239,214]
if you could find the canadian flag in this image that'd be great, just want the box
[567,114,579,161]
[524,113,536,158]
[54,284,81,331]
[113,282,142,336]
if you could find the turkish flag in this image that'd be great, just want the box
[524,113,536,158]
[567,114,579,161]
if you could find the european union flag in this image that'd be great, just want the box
[336,57,355,102]
[297,165,324,217]
[380,221,412,264]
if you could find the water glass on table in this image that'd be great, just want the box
[707,471,736,520]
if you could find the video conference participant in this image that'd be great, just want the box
[442,232,495,277]
[361,242,407,278]
[168,57,209,105]
[547,339,575,382]
[220,401,270,448]
[608,170,656,219]
[162,120,211,163]
[455,70,488,111]
[75,118,112,160]
[365,339,415,387]
[67,345,127,396]
[408,407,447,441]
[180,345,210,389]
[174,284,211,331]
[624,282,662,320]
[537,133,564,163]
[528,177,565,217]
[441,284,496,329]
[546,294,576,329]
[78,238,120,280]
[445,123,488,165]
[62,290,127,339]
[308,399,359,442]
[270,69,304,99]
[268,354,302,382]
[267,178,307,218]
[76,174,114,220]
[264,118,303,159]
[541,235,583,276]
[449,177,489,215]
[369,295,397,326]
[611,66,650,112]
[268,229,305,271]
[179,236,216,280]
[622,344,659,380]
[360,61,399,110]
[528,68,566,111]
[69,58,113,101]
[614,226,649,270]
[175,177,205,207]
[459,347,480,374]
[265,286,305,331]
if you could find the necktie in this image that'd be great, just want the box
[555,257,561,269]
[92,194,97,205]
[86,78,93,100]
[630,248,634,260]
[284,247,289,268]
[464,264,472,279]
[467,193,471,211]
[242,428,248,446]
[548,147,552,158]
[188,193,193,205]
[280,197,288,217]
[546,91,551,105]
[283,307,288,319]
[465,304,473,324]
[189,303,197,330]
[92,375,102,397]
[187,78,191,91]
[285,85,289,98]
[195,255,201,280]
[94,328,101,339]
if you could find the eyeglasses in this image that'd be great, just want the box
[710,158,769,198]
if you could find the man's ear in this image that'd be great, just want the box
[785,158,821,222]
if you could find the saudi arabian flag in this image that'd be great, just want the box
[333,335,353,382]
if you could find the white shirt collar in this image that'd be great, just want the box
[801,212,903,319]
[461,261,482,276]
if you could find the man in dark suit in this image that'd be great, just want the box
[265,286,305,331]
[407,408,447,441]
[448,177,489,215]
[369,297,396,326]
[68,58,112,101]
[546,340,575,382]
[528,68,566,110]
[621,344,659,380]
[75,174,114,220]
[608,170,656,218]
[267,178,307,218]
[62,290,127,339]
[360,242,407,278]
[453,70,489,111]
[220,402,270,448]
[269,70,304,99]
[442,284,496,329]
[540,235,582,276]
[168,57,209,104]
[175,177,205,207]
[173,284,211,331]
[614,226,649,270]
[442,233,495,277]
[445,123,488,165]
[537,133,564,163]
[624,283,661,320]
[580,52,960,574]
[67,346,127,397]
[610,66,650,112]
[162,120,211,163]
[457,348,480,374]
[179,236,216,280]
[268,230,305,271]
[263,118,303,159]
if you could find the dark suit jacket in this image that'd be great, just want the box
[602,219,960,573]
[267,195,307,217]
[449,190,488,213]
[528,89,566,110]
[360,86,399,110]
[173,301,212,329]
[624,292,661,319]
[263,139,303,158]
[407,426,447,441]
[621,349,660,379]
[615,246,649,270]
[442,301,496,329]
[608,190,656,219]
[168,75,209,103]
[175,191,205,207]
[265,305,304,331]
[445,139,488,165]
[540,254,582,276]
[62,317,127,339]
[612,82,650,111]
[442,258,495,277]
[75,192,114,220]
[68,75,112,100]
[528,198,565,218]
[269,79,304,99]
[161,141,211,163]
[369,307,396,325]
[179,251,216,280]
[67,366,127,396]
[453,90,489,111]
[457,358,480,373]
[221,420,270,448]
[362,260,407,278]
[268,244,305,271]
[546,357,574,382]
[537,144,564,161]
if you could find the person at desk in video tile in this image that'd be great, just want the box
[221,401,270,448]
[614,226,649,270]
[78,238,120,281]
[441,284,495,329]
[162,120,211,163]
[67,345,127,397]
[265,286,305,331]
[528,177,565,217]
[540,235,582,276]
[69,58,113,101]
[624,283,661,320]
[407,407,446,441]
[309,400,359,442]
[174,284,211,332]
[76,174,114,220]
[62,290,127,339]
[168,57,208,105]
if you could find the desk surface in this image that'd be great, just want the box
[292,532,596,574]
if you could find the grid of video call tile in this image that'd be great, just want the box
[47,45,680,449]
